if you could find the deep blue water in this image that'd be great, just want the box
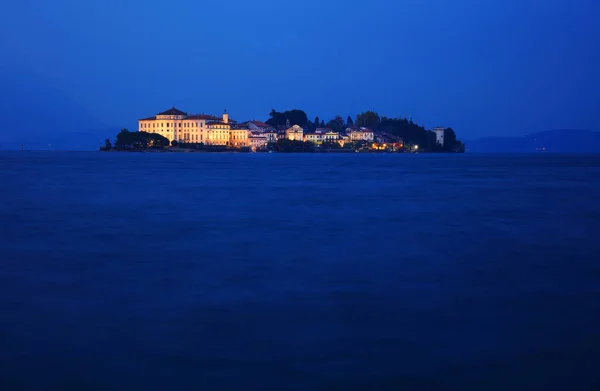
[1,152,600,390]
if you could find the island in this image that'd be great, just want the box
[100,108,465,153]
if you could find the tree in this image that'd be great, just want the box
[320,120,325,127]
[275,139,315,152]
[104,139,112,149]
[306,120,314,132]
[326,116,345,132]
[171,140,179,147]
[321,141,342,150]
[374,117,428,150]
[443,128,458,152]
[314,117,320,128]
[266,109,308,128]
[115,129,138,149]
[347,116,354,128]
[114,129,168,149]
[150,133,170,147]
[355,111,380,128]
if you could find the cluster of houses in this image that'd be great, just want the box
[138,107,410,151]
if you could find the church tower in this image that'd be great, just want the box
[223,109,229,124]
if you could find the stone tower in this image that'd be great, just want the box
[433,127,446,147]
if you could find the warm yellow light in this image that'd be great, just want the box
[414,145,419,150]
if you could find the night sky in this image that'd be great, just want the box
[1,0,599,139]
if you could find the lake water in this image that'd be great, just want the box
[1,152,599,390]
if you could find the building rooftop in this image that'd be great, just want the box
[157,107,187,116]
[187,114,217,120]
[249,120,270,128]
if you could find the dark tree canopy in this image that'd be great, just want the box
[115,129,169,149]
[266,109,308,128]
[275,139,315,152]
[320,141,342,150]
[259,108,463,152]
[326,116,345,132]
[376,117,428,148]
[443,128,465,152]
[443,128,457,151]
[355,111,381,128]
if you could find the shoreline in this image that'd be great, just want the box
[99,148,427,154]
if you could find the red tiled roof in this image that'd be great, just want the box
[186,114,216,120]
[157,107,187,116]
[250,121,270,128]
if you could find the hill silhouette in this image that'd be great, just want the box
[466,129,600,153]
[0,67,113,150]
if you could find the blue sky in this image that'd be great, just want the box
[1,0,599,139]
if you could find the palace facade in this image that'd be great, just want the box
[138,108,249,147]
[138,107,412,151]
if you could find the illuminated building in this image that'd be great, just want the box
[138,108,248,147]
[433,127,446,146]
[285,125,304,141]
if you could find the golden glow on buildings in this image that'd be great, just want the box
[138,108,249,147]
[349,128,374,142]
[285,125,304,141]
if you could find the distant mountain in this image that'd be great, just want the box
[466,129,600,153]
[0,67,115,150]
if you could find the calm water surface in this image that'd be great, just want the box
[1,152,599,390]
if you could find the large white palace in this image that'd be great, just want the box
[138,107,380,150]
[138,107,249,147]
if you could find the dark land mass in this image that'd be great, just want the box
[466,129,600,153]
[0,67,114,150]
